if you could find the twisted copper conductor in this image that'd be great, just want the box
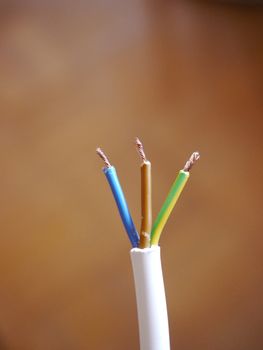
[183,152,200,172]
[96,147,111,168]
[135,137,147,163]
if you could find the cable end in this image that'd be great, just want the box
[135,137,147,162]
[183,152,200,172]
[96,147,111,168]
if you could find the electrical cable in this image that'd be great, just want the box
[130,246,170,350]
[151,152,200,246]
[97,143,200,350]
[135,137,152,249]
[96,147,139,247]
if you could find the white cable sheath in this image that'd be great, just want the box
[130,246,170,350]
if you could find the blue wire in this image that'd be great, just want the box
[103,166,139,247]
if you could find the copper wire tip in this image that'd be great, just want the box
[135,137,147,162]
[96,147,111,168]
[183,152,200,172]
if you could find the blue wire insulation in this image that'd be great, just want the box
[103,166,139,247]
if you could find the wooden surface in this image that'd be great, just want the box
[0,1,263,349]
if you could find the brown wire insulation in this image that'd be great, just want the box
[139,160,152,248]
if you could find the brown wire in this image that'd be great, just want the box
[135,137,152,248]
[139,161,152,248]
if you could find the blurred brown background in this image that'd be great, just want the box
[0,0,263,349]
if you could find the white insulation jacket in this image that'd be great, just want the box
[130,246,170,350]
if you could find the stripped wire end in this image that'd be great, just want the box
[135,137,147,163]
[96,147,111,168]
[183,152,200,172]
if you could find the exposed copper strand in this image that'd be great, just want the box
[183,152,200,172]
[135,137,147,162]
[96,147,111,168]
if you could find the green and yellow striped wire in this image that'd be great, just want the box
[151,152,200,246]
